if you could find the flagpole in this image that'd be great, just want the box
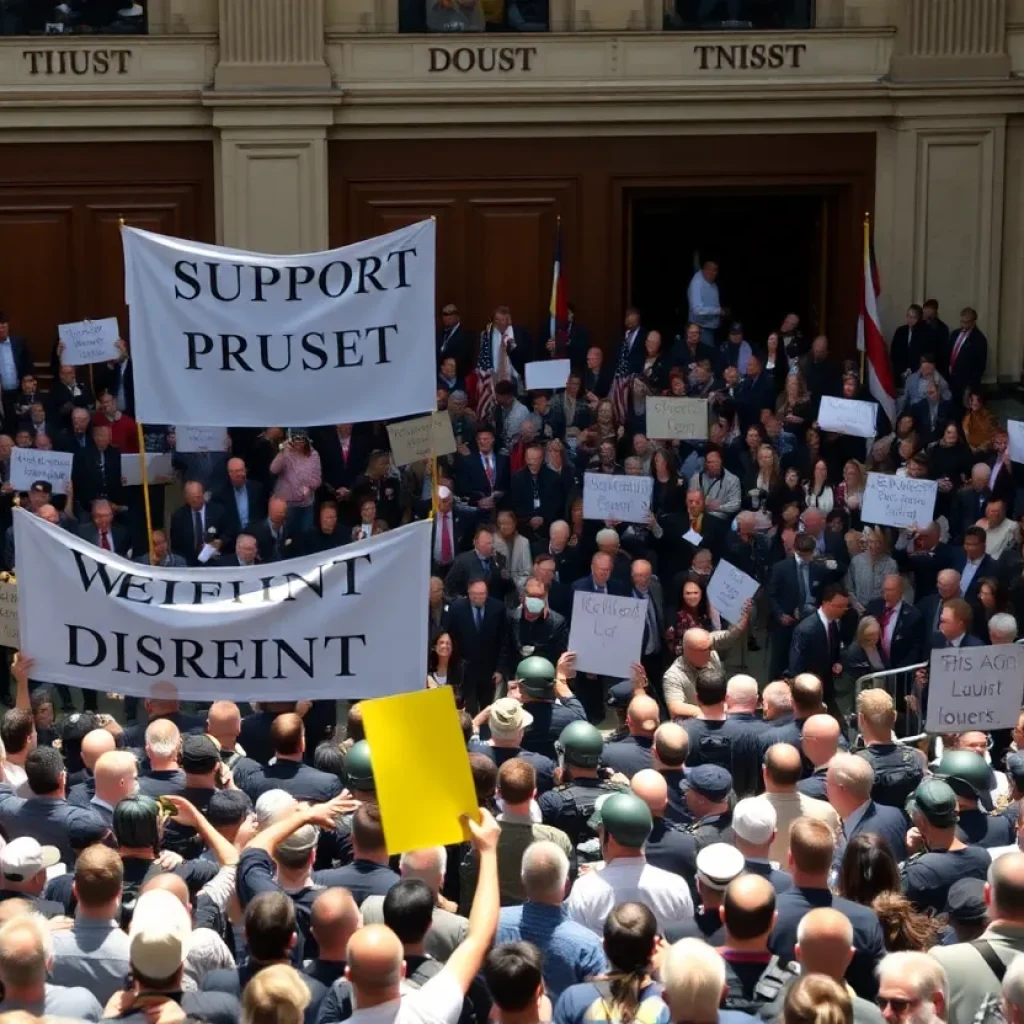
[860,211,869,386]
[120,215,156,563]
[430,215,439,523]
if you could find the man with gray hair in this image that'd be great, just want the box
[0,913,103,1018]
[990,613,1019,646]
[139,719,185,799]
[362,847,469,962]
[931,853,1024,1024]
[494,840,605,998]
[826,751,907,867]
[877,952,948,1024]
[762,681,794,723]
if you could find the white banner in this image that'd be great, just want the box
[13,510,430,700]
[122,221,437,427]
[58,317,121,366]
[174,426,229,454]
[645,397,709,441]
[706,559,759,626]
[817,396,878,439]
[861,472,937,529]
[568,591,645,680]
[926,643,1024,733]
[583,473,653,525]
[9,449,73,495]
[122,453,174,487]
[0,582,17,649]
[387,413,457,467]
[1008,420,1024,464]
[525,360,570,392]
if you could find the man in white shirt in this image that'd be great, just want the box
[981,498,1019,560]
[565,791,693,934]
[687,260,722,347]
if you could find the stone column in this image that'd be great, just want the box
[891,0,1010,79]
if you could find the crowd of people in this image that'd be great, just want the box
[0,262,1018,1024]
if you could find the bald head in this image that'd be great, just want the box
[92,750,138,807]
[801,714,840,770]
[795,907,854,980]
[81,728,116,770]
[653,722,689,769]
[792,674,824,716]
[989,851,1024,921]
[722,874,777,943]
[627,696,660,736]
[347,924,404,997]
[142,871,189,907]
[631,769,668,815]
[312,888,362,959]
[764,743,803,791]
[762,681,793,721]
[726,675,758,713]
[207,701,241,747]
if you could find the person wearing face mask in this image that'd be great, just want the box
[497,577,568,684]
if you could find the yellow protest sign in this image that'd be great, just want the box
[360,686,479,854]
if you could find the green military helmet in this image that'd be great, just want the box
[556,720,603,769]
[935,749,991,800]
[588,792,653,847]
[345,739,375,792]
[517,655,556,698]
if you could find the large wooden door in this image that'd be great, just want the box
[0,143,215,375]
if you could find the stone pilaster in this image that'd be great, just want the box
[891,0,1010,79]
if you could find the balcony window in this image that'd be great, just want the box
[400,0,548,32]
[665,0,813,30]
[0,2,148,35]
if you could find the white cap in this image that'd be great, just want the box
[732,797,777,845]
[129,890,192,979]
[0,837,59,881]
[437,486,452,501]
[696,843,745,891]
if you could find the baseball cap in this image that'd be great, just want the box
[907,778,959,828]
[1007,752,1024,788]
[946,878,988,925]
[696,843,745,891]
[1,837,60,882]
[606,679,635,709]
[732,797,777,845]
[488,698,533,739]
[129,889,192,979]
[680,764,733,802]
[181,734,220,775]
[277,823,319,861]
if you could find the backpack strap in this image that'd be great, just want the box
[971,940,1008,983]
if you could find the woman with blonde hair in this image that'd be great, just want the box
[776,371,812,439]
[782,975,852,1024]
[242,964,310,1024]
[835,460,866,529]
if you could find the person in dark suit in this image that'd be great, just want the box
[169,481,230,566]
[953,526,998,604]
[657,489,728,581]
[94,339,135,419]
[895,521,957,600]
[987,433,1018,513]
[865,575,925,669]
[581,346,613,401]
[77,498,131,556]
[910,383,956,445]
[921,299,950,366]
[571,550,632,607]
[508,443,563,539]
[945,307,987,410]
[47,365,93,432]
[312,423,372,512]
[443,579,506,713]
[922,597,986,718]
[454,426,510,513]
[826,753,909,864]
[215,457,267,549]
[57,407,95,456]
[250,497,295,564]
[668,322,716,378]
[889,304,926,382]
[769,817,886,1000]
[560,306,593,369]
[218,532,260,567]
[950,465,993,542]
[788,583,851,721]
[480,306,531,381]
[0,315,35,395]
[767,534,829,680]
[71,425,123,517]
[444,523,511,601]
[916,568,963,638]
[800,507,850,581]
[532,520,581,585]
[430,486,474,576]
[436,304,474,377]
[613,308,649,377]
[532,552,573,620]
[732,350,775,434]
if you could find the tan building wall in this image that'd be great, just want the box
[1,0,1023,376]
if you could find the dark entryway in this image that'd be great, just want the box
[629,189,832,349]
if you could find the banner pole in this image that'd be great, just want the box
[860,211,869,386]
[429,214,439,523]
[120,215,156,564]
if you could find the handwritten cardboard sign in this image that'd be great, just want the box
[583,473,652,525]
[926,643,1024,733]
[861,472,937,529]
[174,426,229,454]
[58,317,121,366]
[645,397,709,441]
[9,449,73,495]
[568,591,645,680]
[387,412,458,466]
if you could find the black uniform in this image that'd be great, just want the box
[796,768,828,801]
[645,817,694,877]
[601,736,654,779]
[857,744,924,811]
[498,610,569,680]
[901,845,992,914]
[538,775,625,853]
[660,768,693,826]
[683,719,762,798]
[520,697,587,761]
[956,807,1015,848]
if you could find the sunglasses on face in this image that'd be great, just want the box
[877,997,922,1015]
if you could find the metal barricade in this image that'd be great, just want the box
[853,661,929,744]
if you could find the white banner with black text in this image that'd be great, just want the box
[14,510,430,700]
[122,220,437,427]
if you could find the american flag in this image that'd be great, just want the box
[611,373,635,426]
[474,367,496,423]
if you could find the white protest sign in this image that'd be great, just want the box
[0,583,17,649]
[175,426,228,454]
[645,397,709,441]
[13,510,431,700]
[525,360,570,392]
[122,220,436,427]
[861,472,937,529]
[121,453,174,487]
[706,559,760,626]
[1008,421,1024,463]
[583,473,653,525]
[9,448,73,495]
[568,591,646,680]
[57,317,121,367]
[817,396,878,438]
[387,412,457,467]
[925,643,1024,733]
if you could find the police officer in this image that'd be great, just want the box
[935,749,1014,848]
[682,765,735,850]
[319,739,376,868]
[515,654,587,761]
[902,778,992,914]
[343,739,375,802]
[539,720,626,858]
[854,688,925,811]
